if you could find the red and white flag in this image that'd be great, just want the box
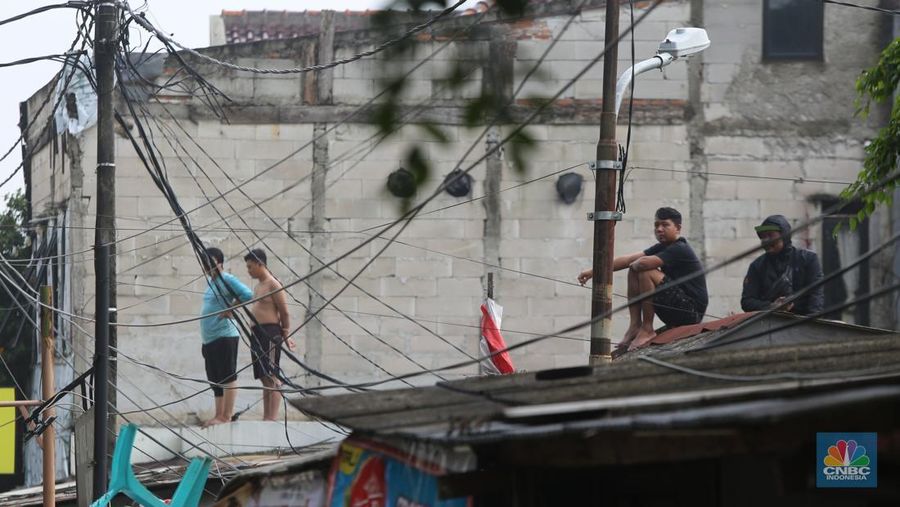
[480,298,515,375]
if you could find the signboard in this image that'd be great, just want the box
[0,387,15,474]
[328,440,469,507]
[214,470,327,507]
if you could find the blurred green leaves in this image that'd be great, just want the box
[841,37,900,230]
[371,0,535,206]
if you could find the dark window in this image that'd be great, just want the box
[820,199,870,326]
[763,0,824,61]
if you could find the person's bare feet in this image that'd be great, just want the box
[628,328,657,351]
[201,417,228,428]
[263,417,280,422]
[620,325,640,349]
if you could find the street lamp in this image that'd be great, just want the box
[615,27,711,115]
[589,25,710,365]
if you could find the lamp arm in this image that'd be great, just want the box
[614,52,676,117]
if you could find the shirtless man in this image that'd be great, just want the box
[244,249,296,421]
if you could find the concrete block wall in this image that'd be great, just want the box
[698,0,886,320]
[25,1,889,423]
[516,2,691,102]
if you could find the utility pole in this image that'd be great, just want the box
[306,11,335,384]
[41,286,56,507]
[93,1,118,499]
[589,0,621,365]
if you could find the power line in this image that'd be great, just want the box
[60,220,900,403]
[704,280,900,351]
[123,0,469,75]
[628,165,855,185]
[210,0,675,390]
[157,109,479,364]
[0,2,90,28]
[12,0,884,400]
[0,280,232,494]
[0,7,94,189]
[112,278,680,345]
[19,0,673,334]
[117,82,362,393]
[355,162,588,234]
[0,159,857,254]
[0,51,87,69]
[136,97,429,385]
[0,250,266,474]
[273,170,900,393]
[43,8,496,327]
[13,6,489,267]
[56,318,252,474]
[687,231,900,353]
[59,352,236,491]
[823,0,900,15]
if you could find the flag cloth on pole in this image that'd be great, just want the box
[480,298,514,375]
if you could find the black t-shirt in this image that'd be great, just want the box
[644,237,708,311]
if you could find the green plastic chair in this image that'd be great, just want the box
[90,424,211,507]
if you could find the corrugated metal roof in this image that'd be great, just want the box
[0,447,333,506]
[619,311,892,357]
[291,316,900,444]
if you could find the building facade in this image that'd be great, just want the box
[21,0,896,444]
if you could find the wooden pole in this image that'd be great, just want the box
[40,285,55,507]
[0,400,41,407]
[589,0,620,365]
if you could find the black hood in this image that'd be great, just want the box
[757,214,793,249]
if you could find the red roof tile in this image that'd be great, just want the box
[651,312,759,345]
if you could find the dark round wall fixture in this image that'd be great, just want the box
[387,168,416,198]
[443,169,473,197]
[556,172,583,204]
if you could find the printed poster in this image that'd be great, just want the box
[328,441,469,507]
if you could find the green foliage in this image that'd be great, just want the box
[374,0,533,207]
[0,190,30,392]
[842,37,900,229]
[506,128,536,173]
[0,191,29,259]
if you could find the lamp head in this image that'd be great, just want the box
[657,27,710,58]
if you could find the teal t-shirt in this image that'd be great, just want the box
[200,272,253,344]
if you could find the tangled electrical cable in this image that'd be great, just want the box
[3,0,896,442]
[121,0,469,75]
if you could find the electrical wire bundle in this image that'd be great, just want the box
[0,0,897,478]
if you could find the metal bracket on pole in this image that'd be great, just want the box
[587,211,623,221]
[24,416,57,444]
[588,160,622,171]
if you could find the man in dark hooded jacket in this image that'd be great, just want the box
[741,215,824,315]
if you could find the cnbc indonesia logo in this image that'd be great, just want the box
[817,433,877,488]
[823,440,870,479]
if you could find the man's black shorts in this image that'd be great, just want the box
[654,277,703,327]
[250,324,283,380]
[201,337,239,397]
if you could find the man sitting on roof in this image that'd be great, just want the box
[578,207,708,351]
[741,215,824,316]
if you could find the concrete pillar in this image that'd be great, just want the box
[687,0,707,263]
[481,29,514,358]
[305,12,335,381]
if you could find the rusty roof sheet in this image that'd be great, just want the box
[290,315,900,444]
